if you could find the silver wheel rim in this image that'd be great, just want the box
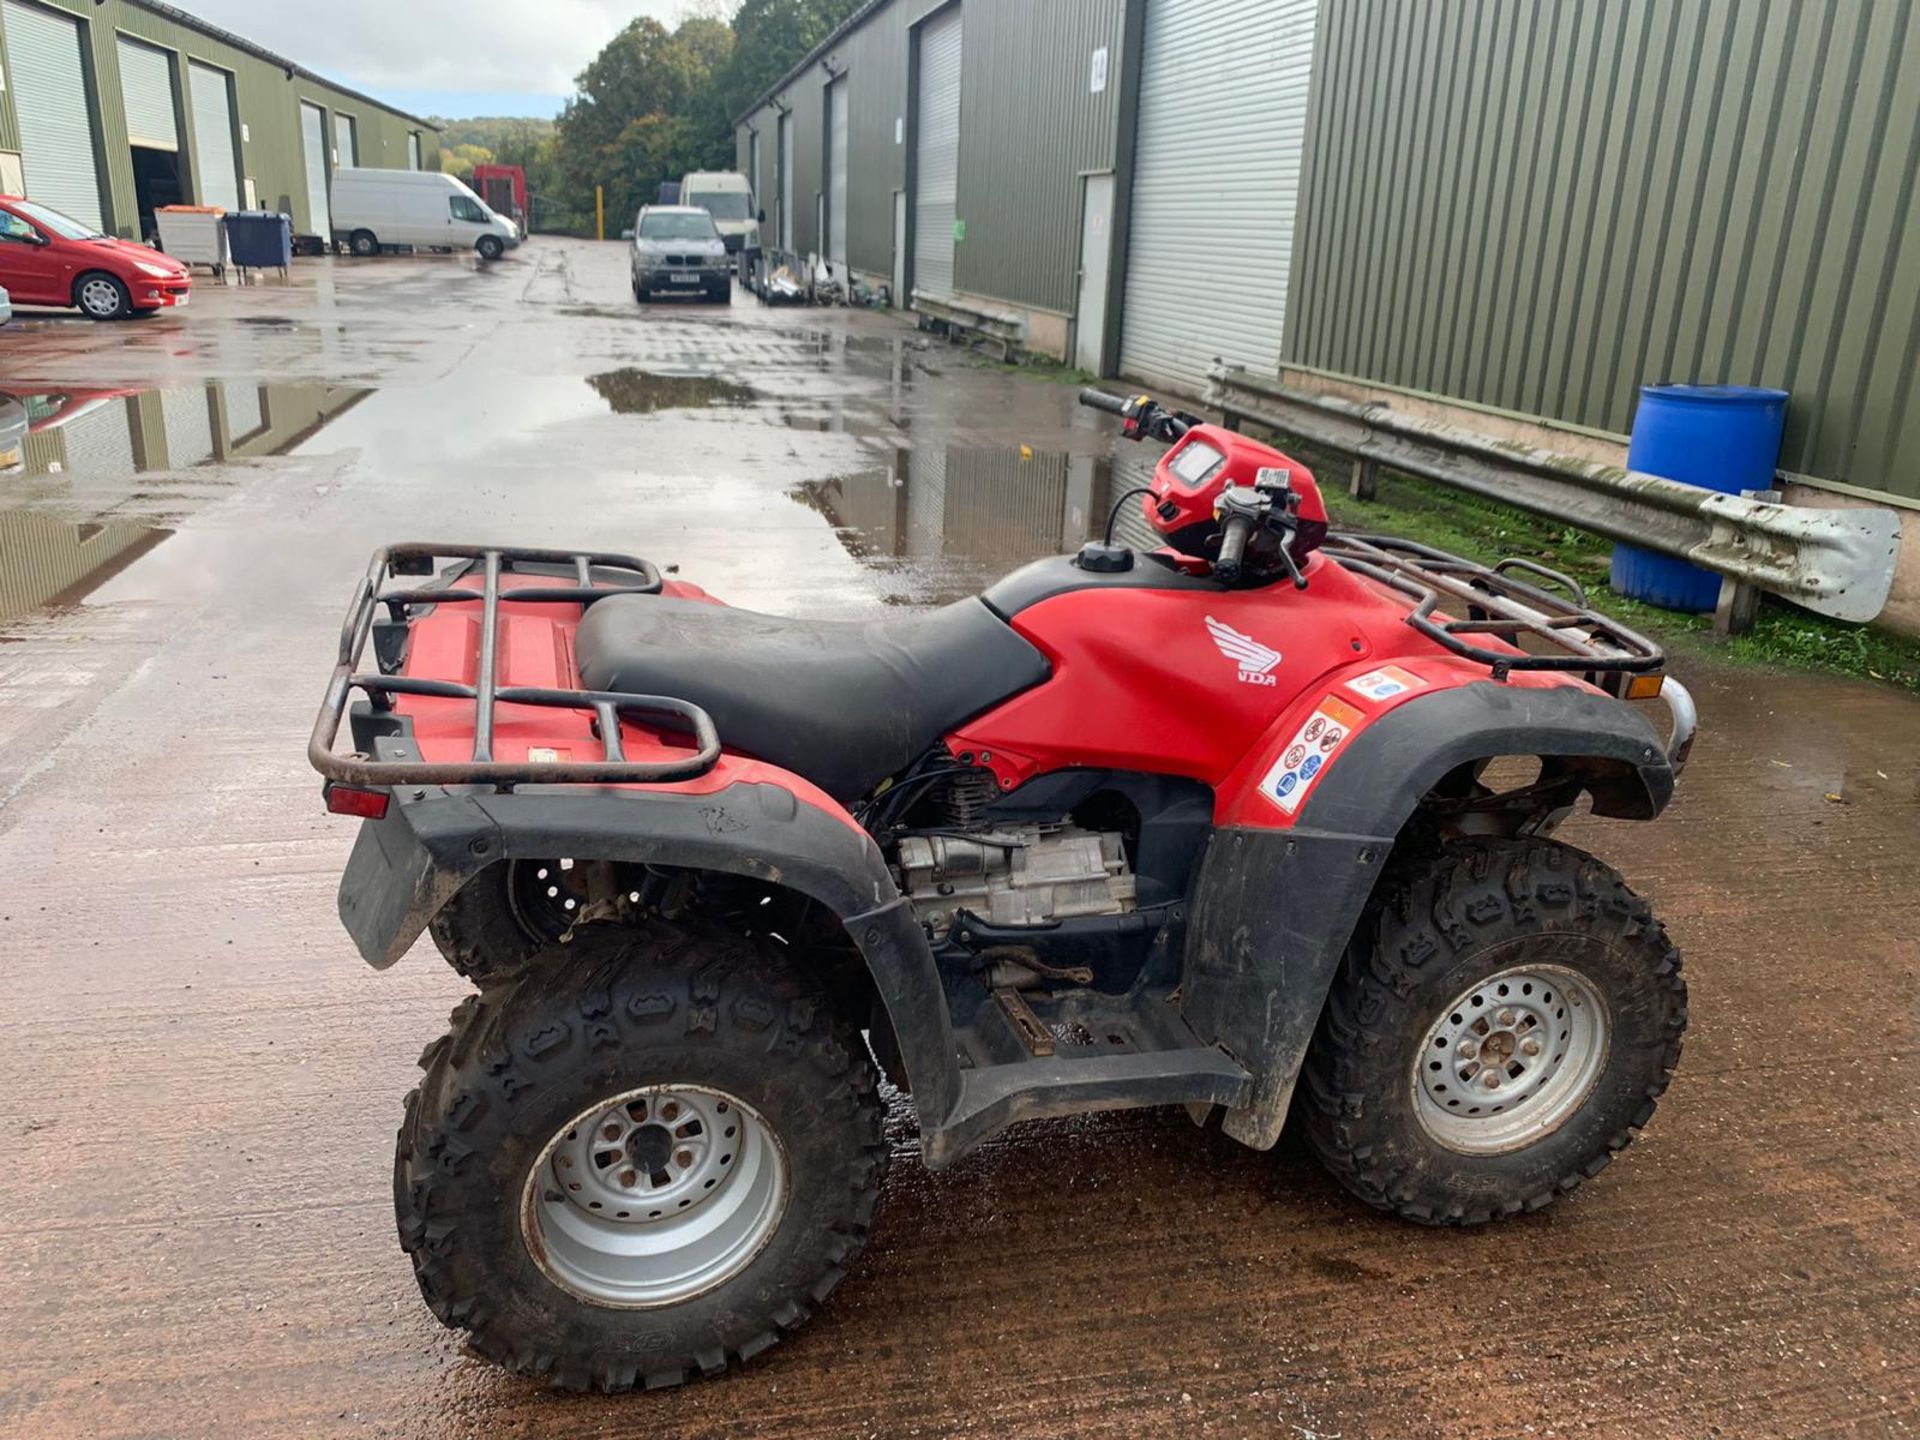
[1413,962,1610,1155]
[80,278,121,316]
[521,1084,787,1308]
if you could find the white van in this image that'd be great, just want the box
[329,169,521,261]
[678,171,761,279]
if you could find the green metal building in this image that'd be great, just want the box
[737,0,1920,513]
[0,0,440,244]
[1286,0,1920,509]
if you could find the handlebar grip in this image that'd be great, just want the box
[1215,515,1253,583]
[1078,387,1130,416]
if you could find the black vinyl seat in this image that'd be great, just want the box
[574,596,1051,801]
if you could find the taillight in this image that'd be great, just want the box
[324,783,391,819]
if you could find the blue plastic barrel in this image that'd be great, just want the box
[1609,384,1789,612]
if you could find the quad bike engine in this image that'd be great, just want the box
[896,825,1137,936]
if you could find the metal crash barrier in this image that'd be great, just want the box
[1207,365,1902,627]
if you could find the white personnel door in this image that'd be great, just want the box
[3,0,106,232]
[1074,172,1116,373]
[1119,0,1319,394]
[912,6,961,304]
[300,102,331,238]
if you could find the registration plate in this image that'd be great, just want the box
[0,445,22,473]
[171,291,189,307]
[669,271,699,284]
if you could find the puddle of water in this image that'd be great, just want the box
[792,444,1159,604]
[0,515,173,626]
[0,380,366,625]
[0,381,368,482]
[587,367,759,415]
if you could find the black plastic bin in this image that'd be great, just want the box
[222,211,294,275]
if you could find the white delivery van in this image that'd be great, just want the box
[329,169,521,260]
[678,171,761,280]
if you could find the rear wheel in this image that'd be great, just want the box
[394,923,888,1391]
[1301,836,1686,1225]
[75,272,131,320]
[428,859,587,987]
[350,229,380,257]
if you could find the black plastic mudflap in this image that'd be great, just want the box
[338,793,501,969]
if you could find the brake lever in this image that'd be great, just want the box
[1276,539,1309,591]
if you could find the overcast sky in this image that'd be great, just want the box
[180,0,702,119]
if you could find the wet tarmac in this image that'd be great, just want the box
[0,238,1914,1439]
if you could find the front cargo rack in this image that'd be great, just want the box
[309,543,721,790]
[1324,533,1665,687]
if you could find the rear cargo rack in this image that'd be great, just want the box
[1324,533,1665,686]
[309,543,721,789]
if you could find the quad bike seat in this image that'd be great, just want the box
[575,595,1051,800]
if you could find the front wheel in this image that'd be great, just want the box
[1301,836,1686,1225]
[75,272,132,320]
[395,924,888,1391]
[477,234,505,261]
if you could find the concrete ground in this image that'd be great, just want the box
[0,238,1914,1440]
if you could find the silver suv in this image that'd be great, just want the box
[629,206,730,304]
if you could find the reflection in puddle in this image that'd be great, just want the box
[0,380,366,625]
[587,367,759,415]
[793,445,1159,603]
[0,515,171,626]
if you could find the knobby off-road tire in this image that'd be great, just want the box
[395,922,889,1391]
[426,863,554,988]
[1302,836,1686,1225]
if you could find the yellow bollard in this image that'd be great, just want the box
[595,186,605,242]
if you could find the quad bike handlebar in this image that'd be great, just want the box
[1078,387,1195,443]
[1213,512,1253,584]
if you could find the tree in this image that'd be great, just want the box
[438,143,495,181]
[718,0,863,123]
[554,16,740,228]
[542,0,863,235]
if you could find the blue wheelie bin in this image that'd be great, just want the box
[1609,383,1789,612]
[223,211,295,278]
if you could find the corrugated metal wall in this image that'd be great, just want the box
[1287,0,1920,505]
[837,1,908,278]
[738,0,1126,312]
[0,0,439,239]
[953,0,1126,314]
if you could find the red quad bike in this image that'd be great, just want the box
[311,388,1696,1391]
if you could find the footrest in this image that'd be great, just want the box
[926,990,1252,1167]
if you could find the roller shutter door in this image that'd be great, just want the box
[225,383,264,441]
[912,7,961,304]
[300,102,331,237]
[1119,0,1318,394]
[60,398,137,479]
[188,63,241,212]
[827,77,848,268]
[3,1,106,232]
[161,386,213,469]
[118,38,177,151]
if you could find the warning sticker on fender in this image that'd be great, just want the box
[1260,695,1366,816]
[1344,664,1426,702]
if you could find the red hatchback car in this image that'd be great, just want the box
[0,195,191,320]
